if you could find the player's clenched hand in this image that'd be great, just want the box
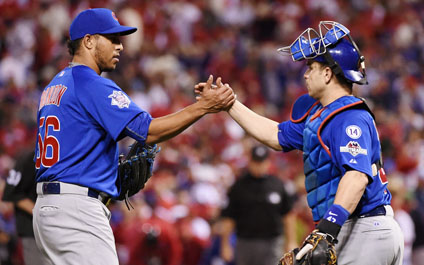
[195,75,235,113]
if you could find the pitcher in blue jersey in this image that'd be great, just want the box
[196,21,403,265]
[33,8,235,265]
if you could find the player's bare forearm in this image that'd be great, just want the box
[333,170,369,213]
[228,100,282,150]
[146,103,205,144]
[195,78,281,150]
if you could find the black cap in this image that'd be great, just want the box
[251,145,269,162]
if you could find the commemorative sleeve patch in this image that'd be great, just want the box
[108,90,130,109]
[340,141,367,157]
[346,125,362,139]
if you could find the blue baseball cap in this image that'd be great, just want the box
[70,8,137,41]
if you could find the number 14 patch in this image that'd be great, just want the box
[340,141,368,157]
[346,125,362,139]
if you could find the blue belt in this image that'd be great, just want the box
[41,182,111,205]
[350,205,386,219]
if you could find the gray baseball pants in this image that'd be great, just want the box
[33,182,118,265]
[336,205,404,265]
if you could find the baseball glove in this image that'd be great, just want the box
[278,230,337,265]
[116,141,160,209]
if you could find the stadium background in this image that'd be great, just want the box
[0,0,423,264]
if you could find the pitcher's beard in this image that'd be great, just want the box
[95,50,116,73]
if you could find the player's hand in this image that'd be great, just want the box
[195,75,236,113]
[194,75,216,98]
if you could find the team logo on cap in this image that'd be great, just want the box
[109,90,130,109]
[111,11,119,22]
[340,141,367,157]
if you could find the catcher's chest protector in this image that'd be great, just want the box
[301,96,366,221]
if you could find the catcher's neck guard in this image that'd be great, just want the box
[278,21,368,85]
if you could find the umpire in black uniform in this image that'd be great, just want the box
[2,149,43,265]
[220,145,297,265]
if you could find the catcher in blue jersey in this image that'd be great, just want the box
[33,8,235,265]
[196,21,404,265]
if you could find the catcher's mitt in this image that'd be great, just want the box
[279,230,337,265]
[116,141,160,209]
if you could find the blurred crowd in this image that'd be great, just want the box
[0,0,423,264]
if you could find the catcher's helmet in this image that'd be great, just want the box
[278,21,367,85]
[314,38,366,84]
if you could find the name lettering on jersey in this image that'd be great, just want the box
[340,141,367,157]
[39,84,68,110]
[346,125,362,139]
[109,90,130,109]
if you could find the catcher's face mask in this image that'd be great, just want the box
[278,21,367,85]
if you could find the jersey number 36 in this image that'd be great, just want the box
[36,116,60,169]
